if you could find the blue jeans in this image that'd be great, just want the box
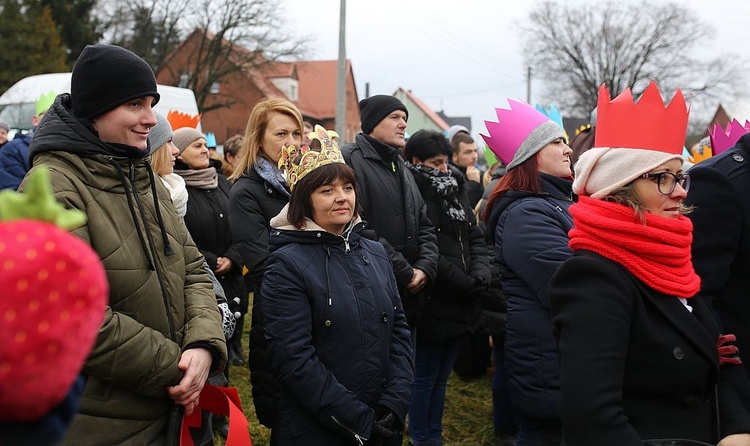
[408,336,463,446]
[492,338,520,434]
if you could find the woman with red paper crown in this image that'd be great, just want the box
[549,82,750,445]
[260,126,413,445]
[482,100,573,445]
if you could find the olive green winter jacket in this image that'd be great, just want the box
[22,95,228,445]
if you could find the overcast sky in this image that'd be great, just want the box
[283,0,750,138]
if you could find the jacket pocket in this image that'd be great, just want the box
[82,376,113,402]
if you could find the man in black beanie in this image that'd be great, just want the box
[18,44,227,445]
[341,94,438,341]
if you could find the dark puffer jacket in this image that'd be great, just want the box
[486,173,573,419]
[180,163,244,306]
[409,165,492,341]
[228,165,289,427]
[342,134,438,325]
[261,211,414,445]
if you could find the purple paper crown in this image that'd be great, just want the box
[709,119,750,156]
[481,100,553,165]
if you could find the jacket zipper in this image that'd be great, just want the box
[331,415,366,445]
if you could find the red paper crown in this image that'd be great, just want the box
[167,110,202,130]
[594,81,688,155]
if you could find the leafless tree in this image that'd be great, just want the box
[97,0,309,112]
[522,1,746,128]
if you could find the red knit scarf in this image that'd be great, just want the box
[568,196,701,298]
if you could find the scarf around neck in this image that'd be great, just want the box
[174,166,218,189]
[255,156,290,198]
[159,173,188,218]
[407,162,466,222]
[568,196,700,298]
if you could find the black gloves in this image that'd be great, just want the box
[368,407,403,445]
[472,274,490,292]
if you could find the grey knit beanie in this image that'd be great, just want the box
[506,120,565,170]
[147,112,173,155]
[0,120,9,133]
[172,127,205,154]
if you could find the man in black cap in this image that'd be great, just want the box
[341,94,438,338]
[19,44,227,445]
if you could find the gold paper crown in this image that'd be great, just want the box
[575,123,591,137]
[278,125,342,190]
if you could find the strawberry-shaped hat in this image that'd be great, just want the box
[0,167,108,422]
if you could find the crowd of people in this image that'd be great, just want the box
[3,43,750,446]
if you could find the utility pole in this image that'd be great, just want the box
[335,0,347,140]
[526,66,532,104]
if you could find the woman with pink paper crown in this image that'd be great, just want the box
[549,82,750,445]
[482,99,573,445]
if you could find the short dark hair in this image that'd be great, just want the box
[223,134,243,159]
[287,163,359,227]
[404,129,452,162]
[450,132,475,154]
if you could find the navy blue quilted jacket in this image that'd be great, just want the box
[260,213,414,445]
[486,173,573,419]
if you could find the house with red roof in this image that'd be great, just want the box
[156,29,361,144]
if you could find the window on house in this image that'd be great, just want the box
[210,82,220,94]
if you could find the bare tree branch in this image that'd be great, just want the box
[522,0,747,130]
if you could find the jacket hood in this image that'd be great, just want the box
[29,93,150,166]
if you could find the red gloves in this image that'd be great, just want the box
[718,334,742,366]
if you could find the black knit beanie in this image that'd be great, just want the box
[72,44,161,120]
[359,95,408,135]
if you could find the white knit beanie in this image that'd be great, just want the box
[573,147,683,199]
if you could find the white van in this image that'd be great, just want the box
[0,72,201,133]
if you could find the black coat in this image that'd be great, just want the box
[686,133,750,407]
[342,134,438,325]
[550,250,750,445]
[179,164,244,303]
[486,173,573,419]
[408,165,492,341]
[228,165,289,427]
[261,219,413,445]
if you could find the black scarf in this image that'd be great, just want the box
[407,162,466,222]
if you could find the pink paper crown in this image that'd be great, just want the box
[708,119,750,156]
[595,81,688,155]
[481,100,552,165]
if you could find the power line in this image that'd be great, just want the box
[420,80,526,100]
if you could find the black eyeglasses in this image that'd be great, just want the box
[640,172,690,195]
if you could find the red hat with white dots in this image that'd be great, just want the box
[0,167,108,421]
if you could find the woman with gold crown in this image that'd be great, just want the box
[259,126,413,445]
[549,82,750,445]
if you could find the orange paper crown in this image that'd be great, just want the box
[278,125,343,190]
[166,110,202,130]
[594,81,688,155]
